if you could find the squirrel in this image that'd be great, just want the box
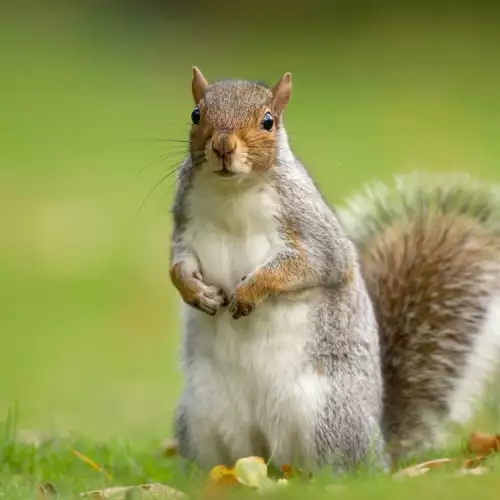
[169,67,386,473]
[168,67,500,472]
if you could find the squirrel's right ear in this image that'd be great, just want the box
[271,72,292,114]
[192,66,209,104]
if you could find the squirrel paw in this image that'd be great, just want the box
[185,272,228,316]
[228,296,255,319]
[228,276,257,319]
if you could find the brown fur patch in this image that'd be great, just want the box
[169,262,199,305]
[233,228,310,308]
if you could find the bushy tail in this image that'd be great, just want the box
[337,171,500,252]
[337,171,500,461]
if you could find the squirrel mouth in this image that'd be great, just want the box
[215,166,236,177]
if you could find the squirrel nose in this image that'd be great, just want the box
[212,134,237,159]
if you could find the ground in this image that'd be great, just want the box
[1,3,500,499]
[2,424,500,498]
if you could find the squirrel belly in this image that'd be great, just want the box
[337,172,500,461]
[179,170,324,470]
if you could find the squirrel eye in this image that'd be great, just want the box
[191,106,201,125]
[261,112,274,131]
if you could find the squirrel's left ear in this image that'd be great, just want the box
[271,72,292,114]
[192,66,209,104]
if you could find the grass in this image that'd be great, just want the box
[3,416,500,499]
[2,3,500,498]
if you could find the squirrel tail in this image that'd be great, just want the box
[336,172,500,461]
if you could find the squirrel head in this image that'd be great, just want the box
[188,67,292,180]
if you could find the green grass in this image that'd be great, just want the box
[2,417,500,499]
[2,2,500,498]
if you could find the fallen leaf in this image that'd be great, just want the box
[206,465,241,489]
[281,464,294,479]
[72,449,113,480]
[469,432,500,455]
[234,457,268,487]
[80,483,187,499]
[393,466,432,479]
[161,438,178,458]
[463,455,487,468]
[393,458,459,479]
[280,464,312,481]
[206,456,288,494]
[416,458,459,469]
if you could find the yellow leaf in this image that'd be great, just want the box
[71,449,113,480]
[205,464,241,492]
[234,456,267,487]
[234,456,282,492]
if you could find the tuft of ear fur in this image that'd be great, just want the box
[192,66,209,104]
[271,72,292,114]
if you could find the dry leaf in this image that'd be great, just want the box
[161,438,178,458]
[415,458,459,469]
[80,483,187,499]
[393,458,459,479]
[469,432,500,455]
[393,466,432,479]
[463,455,487,469]
[281,464,294,479]
[281,464,312,481]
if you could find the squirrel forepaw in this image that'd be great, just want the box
[228,276,259,319]
[192,281,228,316]
[181,272,228,316]
[228,295,255,319]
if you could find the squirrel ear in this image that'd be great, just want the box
[192,66,209,104]
[271,72,292,114]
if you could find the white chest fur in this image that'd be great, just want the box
[185,178,283,294]
[180,176,326,469]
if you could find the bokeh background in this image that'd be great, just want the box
[2,0,500,443]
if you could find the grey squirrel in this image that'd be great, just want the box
[168,67,500,473]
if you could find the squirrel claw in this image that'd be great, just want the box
[229,298,255,320]
[187,278,228,316]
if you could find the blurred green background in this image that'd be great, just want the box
[1,0,500,442]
